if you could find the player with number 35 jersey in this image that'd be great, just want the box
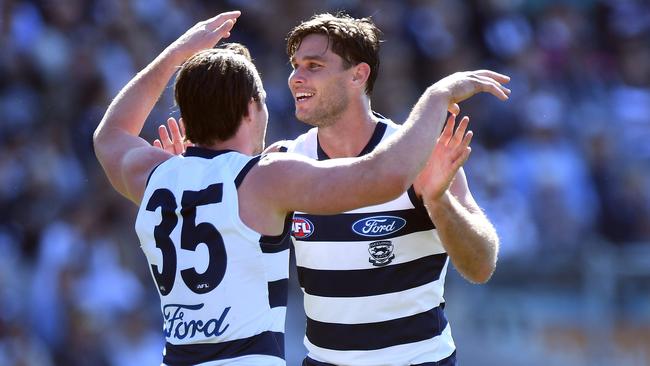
[136,149,290,365]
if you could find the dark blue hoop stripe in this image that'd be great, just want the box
[163,331,284,365]
[297,253,448,297]
[306,306,447,351]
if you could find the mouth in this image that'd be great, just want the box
[295,92,315,103]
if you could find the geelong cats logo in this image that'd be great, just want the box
[368,240,395,266]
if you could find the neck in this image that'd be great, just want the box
[200,124,255,155]
[317,97,378,158]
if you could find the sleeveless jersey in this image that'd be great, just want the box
[135,147,290,366]
[286,119,456,365]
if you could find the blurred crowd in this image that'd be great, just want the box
[0,0,649,365]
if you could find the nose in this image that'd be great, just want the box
[289,68,305,87]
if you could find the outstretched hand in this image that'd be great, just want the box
[432,70,511,115]
[153,117,192,155]
[414,113,473,201]
[167,11,241,61]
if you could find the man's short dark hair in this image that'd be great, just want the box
[174,44,261,146]
[286,13,382,95]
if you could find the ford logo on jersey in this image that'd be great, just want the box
[352,216,406,237]
[292,217,314,239]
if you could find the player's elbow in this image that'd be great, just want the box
[93,121,122,160]
[464,248,498,284]
[92,121,110,154]
[464,261,496,284]
[467,228,499,284]
[93,128,106,161]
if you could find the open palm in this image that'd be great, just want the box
[414,113,473,201]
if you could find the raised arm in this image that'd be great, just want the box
[93,11,240,204]
[248,71,511,216]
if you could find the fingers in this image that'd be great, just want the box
[202,11,241,30]
[179,118,187,137]
[453,146,472,170]
[188,11,240,47]
[451,116,470,146]
[474,70,510,84]
[443,70,512,105]
[153,139,163,149]
[448,103,460,115]
[461,74,509,101]
[469,70,511,100]
[449,132,472,162]
[461,129,473,148]
[167,117,184,154]
[205,11,240,39]
[449,128,472,166]
[158,124,172,151]
[475,74,511,100]
[443,116,472,164]
[214,19,236,39]
[439,114,456,145]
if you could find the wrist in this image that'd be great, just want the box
[425,86,451,103]
[160,45,190,67]
[424,190,453,211]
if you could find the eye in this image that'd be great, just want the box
[308,62,322,69]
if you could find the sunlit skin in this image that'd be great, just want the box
[142,12,510,288]
[288,34,353,128]
[288,33,379,158]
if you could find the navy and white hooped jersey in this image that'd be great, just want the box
[285,118,456,366]
[135,147,290,366]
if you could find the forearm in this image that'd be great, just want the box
[365,88,450,196]
[329,70,510,207]
[425,191,498,283]
[94,47,184,139]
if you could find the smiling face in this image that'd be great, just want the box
[288,34,353,128]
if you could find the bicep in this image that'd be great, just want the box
[251,153,398,215]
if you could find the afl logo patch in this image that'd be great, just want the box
[368,240,395,266]
[352,216,406,237]
[292,217,314,239]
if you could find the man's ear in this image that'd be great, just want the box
[243,98,257,123]
[351,62,371,89]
